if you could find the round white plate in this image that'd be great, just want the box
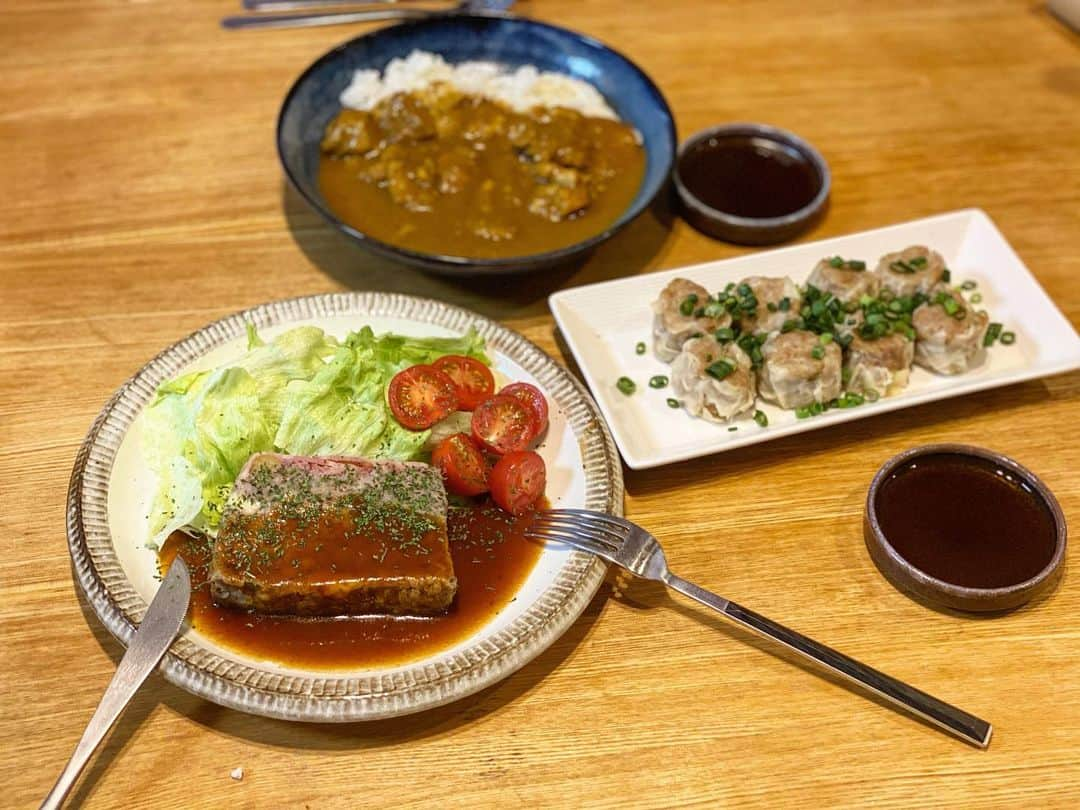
[68,292,622,721]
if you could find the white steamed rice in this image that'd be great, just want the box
[339,50,618,120]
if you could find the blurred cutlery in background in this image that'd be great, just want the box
[223,0,515,30]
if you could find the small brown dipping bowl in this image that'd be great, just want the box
[865,444,1066,613]
[673,123,830,245]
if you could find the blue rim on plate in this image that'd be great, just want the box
[277,12,677,275]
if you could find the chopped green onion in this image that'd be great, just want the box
[666,398,680,409]
[737,283,752,297]
[942,298,960,316]
[649,375,669,389]
[829,256,844,268]
[635,341,646,355]
[960,280,977,291]
[841,367,853,384]
[715,327,736,342]
[753,410,768,427]
[889,260,916,274]
[848,260,867,271]
[778,297,791,312]
[781,319,802,333]
[811,345,825,360]
[941,268,951,283]
[909,256,928,269]
[706,359,736,380]
[984,322,1003,346]
[969,292,983,304]
[1000,330,1016,345]
[837,333,853,348]
[704,302,726,318]
[837,392,865,408]
[864,389,880,402]
[679,294,698,316]
[616,377,636,395]
[727,426,738,432]
[820,332,834,345]
[795,406,813,419]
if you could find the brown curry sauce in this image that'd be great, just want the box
[159,505,543,669]
[318,84,645,259]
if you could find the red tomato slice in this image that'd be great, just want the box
[433,355,495,411]
[471,395,537,455]
[490,451,547,515]
[387,365,459,430]
[431,433,490,496]
[499,382,549,438]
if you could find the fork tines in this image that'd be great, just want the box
[525,509,628,553]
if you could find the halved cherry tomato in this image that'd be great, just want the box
[490,451,546,515]
[499,382,549,439]
[433,355,495,411]
[387,365,459,430]
[431,433,490,496]
[471,395,537,455]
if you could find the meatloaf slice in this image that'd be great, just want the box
[210,453,456,617]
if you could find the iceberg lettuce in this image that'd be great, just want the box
[141,323,489,547]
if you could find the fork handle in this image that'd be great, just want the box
[663,573,992,749]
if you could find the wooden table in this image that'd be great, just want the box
[4,1,1079,806]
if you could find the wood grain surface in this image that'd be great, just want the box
[3,1,1080,807]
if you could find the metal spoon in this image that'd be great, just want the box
[222,0,514,30]
[41,557,191,810]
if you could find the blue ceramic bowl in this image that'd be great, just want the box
[277,13,677,275]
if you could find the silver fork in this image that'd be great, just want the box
[527,509,992,748]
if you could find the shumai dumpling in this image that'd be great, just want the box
[912,285,989,374]
[844,332,915,396]
[737,276,801,335]
[670,336,756,423]
[875,245,947,298]
[758,330,842,409]
[652,278,730,362]
[806,257,880,305]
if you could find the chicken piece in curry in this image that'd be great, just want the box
[318,83,645,259]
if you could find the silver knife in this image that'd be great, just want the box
[41,557,192,810]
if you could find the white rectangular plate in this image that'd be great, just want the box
[550,209,1080,469]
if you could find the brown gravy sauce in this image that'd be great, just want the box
[159,505,543,669]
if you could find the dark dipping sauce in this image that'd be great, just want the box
[678,134,821,219]
[159,505,542,669]
[874,453,1057,589]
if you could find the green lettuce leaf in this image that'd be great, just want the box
[141,324,489,547]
